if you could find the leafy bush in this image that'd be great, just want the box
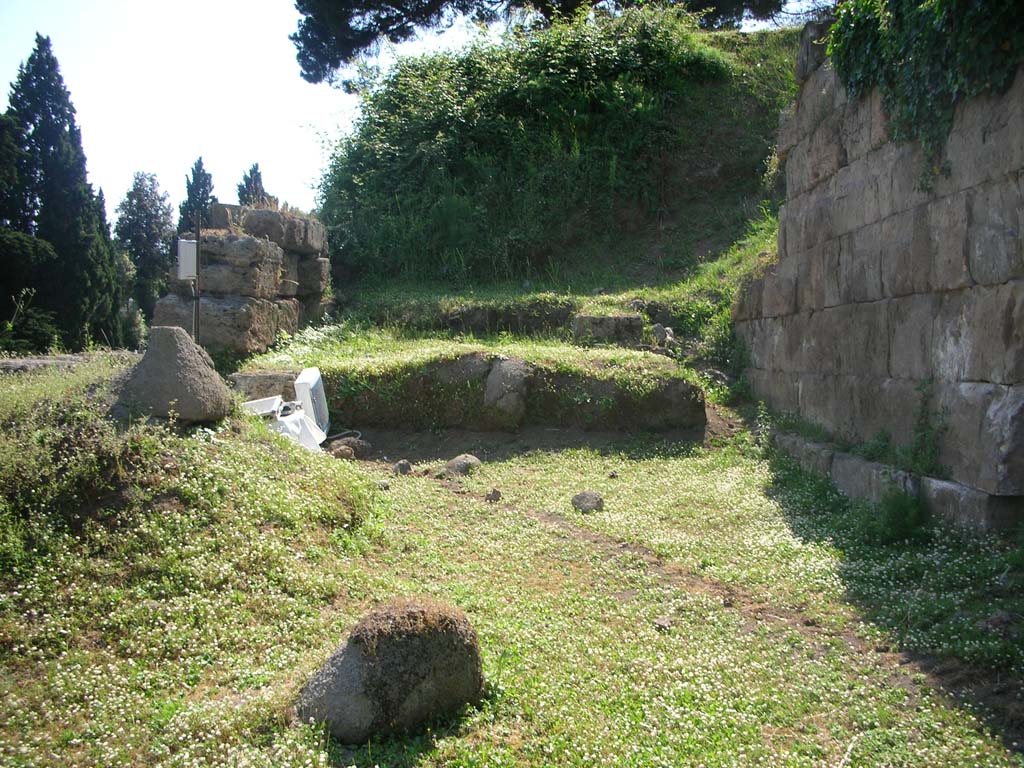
[321,9,796,281]
[828,0,1024,176]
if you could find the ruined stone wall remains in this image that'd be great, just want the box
[153,204,331,354]
[733,30,1022,510]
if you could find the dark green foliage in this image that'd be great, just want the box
[177,156,217,234]
[237,162,277,207]
[2,34,123,350]
[871,488,929,544]
[115,172,174,320]
[291,0,790,81]
[828,0,1024,176]
[321,10,796,283]
[0,113,23,222]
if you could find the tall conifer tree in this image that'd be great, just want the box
[115,172,174,320]
[237,162,277,207]
[3,34,121,348]
[177,157,217,233]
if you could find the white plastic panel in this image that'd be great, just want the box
[294,367,330,436]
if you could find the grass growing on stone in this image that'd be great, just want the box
[340,212,778,359]
[2,363,1022,766]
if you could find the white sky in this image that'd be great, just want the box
[0,0,484,220]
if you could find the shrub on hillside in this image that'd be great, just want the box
[321,9,798,282]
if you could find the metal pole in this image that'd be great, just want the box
[194,208,201,341]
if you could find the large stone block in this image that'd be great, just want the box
[795,64,841,139]
[936,382,1024,495]
[772,432,835,476]
[777,105,800,162]
[298,257,331,296]
[840,92,873,164]
[830,452,918,505]
[761,258,798,317]
[920,477,1024,533]
[888,293,938,380]
[787,115,845,197]
[927,191,973,291]
[941,68,1024,192]
[795,19,832,85]
[797,373,839,434]
[830,159,873,237]
[169,235,284,299]
[881,143,929,219]
[933,282,1024,385]
[797,239,840,311]
[241,208,327,256]
[839,223,883,304]
[154,293,293,354]
[967,175,1024,286]
[880,204,931,297]
[835,302,890,377]
[732,276,764,321]
[802,308,838,375]
[789,189,834,254]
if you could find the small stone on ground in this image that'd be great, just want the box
[446,453,482,476]
[393,459,413,475]
[485,489,502,503]
[572,490,604,513]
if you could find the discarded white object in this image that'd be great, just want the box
[271,409,327,451]
[177,239,198,280]
[240,369,329,452]
[241,395,283,418]
[295,367,330,434]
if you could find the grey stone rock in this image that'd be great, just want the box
[484,358,531,426]
[572,490,604,513]
[652,324,676,347]
[829,453,918,505]
[393,459,413,475]
[795,18,833,85]
[332,445,355,460]
[446,454,482,476]
[117,326,232,423]
[296,601,482,744]
[229,370,298,401]
[432,352,493,385]
[329,437,373,460]
[485,489,502,503]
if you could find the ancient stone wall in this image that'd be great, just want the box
[733,31,1022,509]
[153,204,331,354]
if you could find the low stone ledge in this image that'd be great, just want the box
[771,431,1022,534]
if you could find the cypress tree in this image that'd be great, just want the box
[3,34,122,348]
[177,157,217,233]
[237,162,277,207]
[115,172,174,320]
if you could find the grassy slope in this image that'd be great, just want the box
[1,363,1022,766]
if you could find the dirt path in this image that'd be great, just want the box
[422,466,1024,755]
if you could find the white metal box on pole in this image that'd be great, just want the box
[177,239,198,280]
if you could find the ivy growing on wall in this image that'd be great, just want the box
[828,0,1024,177]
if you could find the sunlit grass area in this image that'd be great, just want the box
[1,361,1021,766]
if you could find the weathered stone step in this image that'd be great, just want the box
[233,348,705,433]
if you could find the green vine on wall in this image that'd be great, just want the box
[828,0,1024,179]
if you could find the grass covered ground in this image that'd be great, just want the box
[1,360,1022,766]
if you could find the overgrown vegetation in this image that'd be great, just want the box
[828,0,1024,176]
[321,10,797,282]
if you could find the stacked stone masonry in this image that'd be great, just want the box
[153,204,331,354]
[733,32,1022,522]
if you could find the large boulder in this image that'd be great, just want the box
[117,326,232,423]
[297,600,483,744]
[484,358,531,426]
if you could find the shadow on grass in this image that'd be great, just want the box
[325,708,481,768]
[351,424,709,466]
[763,451,1024,755]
